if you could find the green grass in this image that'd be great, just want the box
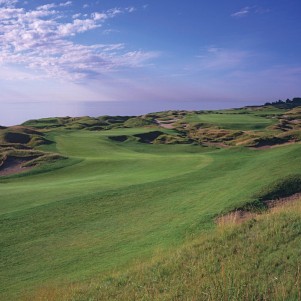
[44,198,301,301]
[185,112,276,130]
[0,125,301,299]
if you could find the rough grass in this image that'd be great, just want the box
[23,198,301,301]
[22,116,135,130]
[124,116,155,127]
[0,126,50,147]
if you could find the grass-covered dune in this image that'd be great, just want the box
[0,104,301,300]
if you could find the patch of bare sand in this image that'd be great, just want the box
[156,119,178,129]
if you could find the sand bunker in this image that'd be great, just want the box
[0,157,35,176]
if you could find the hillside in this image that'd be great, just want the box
[0,102,301,300]
[25,196,301,301]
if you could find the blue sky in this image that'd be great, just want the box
[0,0,301,122]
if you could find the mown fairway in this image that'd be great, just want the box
[1,126,301,299]
[185,111,277,130]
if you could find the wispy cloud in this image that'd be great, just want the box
[231,6,250,18]
[0,0,17,7]
[37,1,72,10]
[0,1,158,81]
[231,6,270,18]
[126,7,136,13]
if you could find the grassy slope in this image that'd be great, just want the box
[0,112,301,299]
[48,198,301,301]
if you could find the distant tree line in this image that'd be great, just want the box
[264,97,301,108]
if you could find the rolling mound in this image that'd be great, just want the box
[0,126,65,177]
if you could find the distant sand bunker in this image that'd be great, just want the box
[0,157,34,176]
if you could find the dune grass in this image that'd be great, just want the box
[0,127,301,300]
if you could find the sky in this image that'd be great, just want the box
[0,0,301,124]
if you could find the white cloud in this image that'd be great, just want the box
[231,6,270,18]
[72,13,81,19]
[0,7,23,19]
[231,7,250,18]
[58,18,100,36]
[37,4,56,10]
[35,2,71,10]
[0,2,157,81]
[107,8,122,17]
[92,12,107,21]
[0,0,18,7]
[126,7,136,13]
[59,1,72,7]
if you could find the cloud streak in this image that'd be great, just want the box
[0,0,17,7]
[231,6,270,18]
[0,1,158,81]
[231,7,250,18]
